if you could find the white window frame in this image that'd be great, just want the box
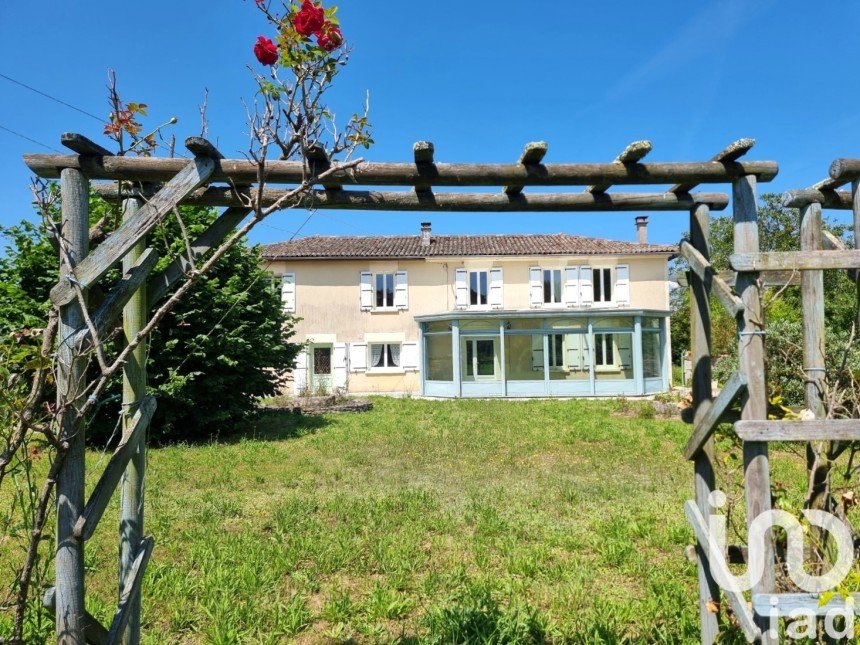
[548,333,565,370]
[468,269,490,309]
[593,332,617,371]
[461,336,499,380]
[592,267,614,304]
[542,268,564,306]
[373,272,396,310]
[367,342,404,373]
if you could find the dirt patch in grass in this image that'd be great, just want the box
[262,394,373,414]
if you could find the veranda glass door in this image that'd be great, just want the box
[461,337,500,381]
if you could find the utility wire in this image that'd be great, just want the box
[0,72,105,123]
[0,123,62,153]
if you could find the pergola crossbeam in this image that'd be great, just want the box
[91,182,730,211]
[61,132,114,157]
[585,139,652,193]
[504,141,548,195]
[670,138,755,194]
[24,154,779,187]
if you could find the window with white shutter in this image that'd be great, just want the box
[349,342,367,372]
[401,341,419,371]
[564,267,579,307]
[529,267,543,308]
[579,266,593,307]
[614,265,630,307]
[394,270,408,310]
[454,268,469,309]
[332,343,348,388]
[489,268,503,309]
[359,272,373,311]
[280,273,296,313]
[293,348,308,394]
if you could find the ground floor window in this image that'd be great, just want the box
[313,346,332,375]
[370,343,400,370]
[425,334,453,381]
[642,331,662,378]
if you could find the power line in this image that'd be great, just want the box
[0,123,62,153]
[0,72,105,123]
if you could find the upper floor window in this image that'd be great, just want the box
[469,270,489,306]
[375,273,395,308]
[360,271,408,311]
[543,269,562,304]
[593,268,613,304]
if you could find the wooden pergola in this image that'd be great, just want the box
[23,133,792,643]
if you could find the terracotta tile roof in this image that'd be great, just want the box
[261,233,676,260]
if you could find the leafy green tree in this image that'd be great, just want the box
[0,195,299,441]
[671,193,855,406]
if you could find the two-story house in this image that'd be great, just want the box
[261,217,675,398]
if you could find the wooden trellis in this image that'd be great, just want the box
[22,134,780,644]
[681,159,860,643]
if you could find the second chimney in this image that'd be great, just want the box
[420,221,432,247]
[635,216,648,244]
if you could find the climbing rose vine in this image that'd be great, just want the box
[253,36,279,65]
[252,0,343,68]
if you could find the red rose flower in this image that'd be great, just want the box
[254,36,279,66]
[293,1,325,36]
[317,22,343,52]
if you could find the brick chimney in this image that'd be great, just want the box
[635,216,648,244]
[420,221,432,247]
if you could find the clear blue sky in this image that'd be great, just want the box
[1,0,859,249]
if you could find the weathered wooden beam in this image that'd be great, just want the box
[678,240,745,317]
[670,138,756,193]
[684,372,748,460]
[106,536,154,645]
[734,173,776,644]
[147,207,252,308]
[24,153,780,186]
[781,188,851,209]
[829,157,860,182]
[676,270,801,288]
[586,140,652,193]
[736,419,860,442]
[306,144,342,192]
[800,203,826,420]
[413,141,435,193]
[184,136,223,159]
[822,228,859,281]
[413,141,434,164]
[730,250,860,272]
[71,248,159,350]
[688,202,721,644]
[753,592,860,618]
[49,156,217,307]
[61,132,114,157]
[119,194,149,645]
[73,396,156,541]
[91,182,730,212]
[55,166,89,643]
[504,141,548,195]
[43,587,109,645]
[684,501,761,643]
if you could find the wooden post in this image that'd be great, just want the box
[734,175,777,643]
[119,196,148,645]
[852,180,860,335]
[56,167,89,643]
[689,204,720,643]
[800,203,825,417]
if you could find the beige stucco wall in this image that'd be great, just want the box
[264,253,670,394]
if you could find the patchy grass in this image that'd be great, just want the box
[1,398,808,642]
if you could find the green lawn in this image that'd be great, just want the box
[2,398,809,643]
